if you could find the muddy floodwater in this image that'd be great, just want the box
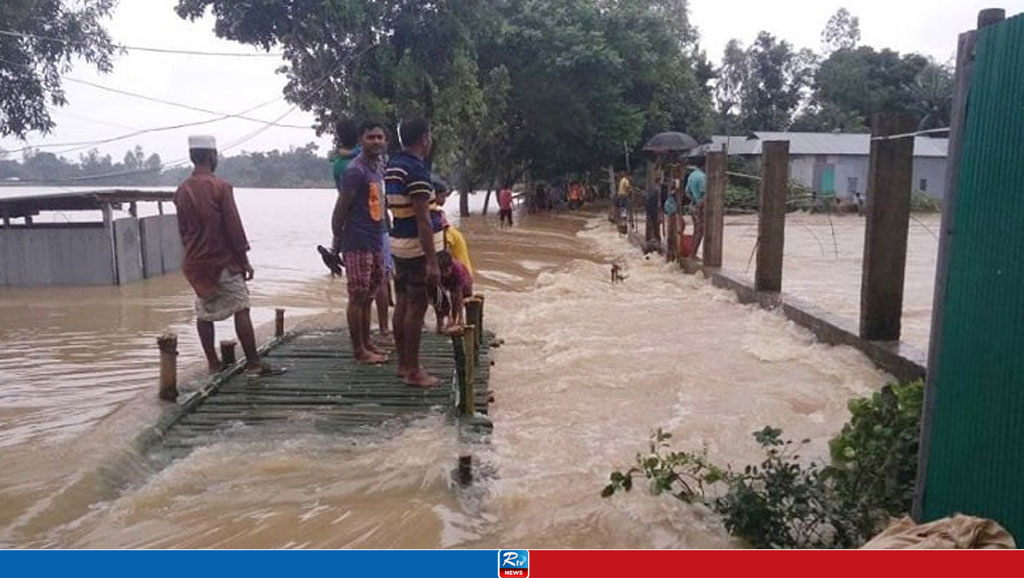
[1,189,918,547]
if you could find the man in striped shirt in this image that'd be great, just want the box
[385,118,445,388]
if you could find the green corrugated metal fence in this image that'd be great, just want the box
[921,13,1024,537]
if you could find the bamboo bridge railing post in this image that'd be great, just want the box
[220,340,237,367]
[450,327,474,418]
[157,333,178,402]
[275,308,285,338]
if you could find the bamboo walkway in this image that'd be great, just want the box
[137,330,493,460]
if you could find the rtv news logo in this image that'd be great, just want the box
[498,549,529,578]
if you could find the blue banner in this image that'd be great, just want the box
[0,550,506,578]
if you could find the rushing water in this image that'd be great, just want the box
[0,188,902,548]
[720,212,941,351]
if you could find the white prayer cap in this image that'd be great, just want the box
[188,135,217,150]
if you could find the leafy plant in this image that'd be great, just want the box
[604,381,925,549]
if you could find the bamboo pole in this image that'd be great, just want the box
[476,295,485,344]
[464,325,477,413]
[449,327,471,417]
[157,333,178,401]
[275,308,285,338]
[465,297,483,348]
[220,340,237,367]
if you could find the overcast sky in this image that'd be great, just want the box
[1,0,1020,164]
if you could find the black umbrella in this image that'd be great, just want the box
[642,132,699,154]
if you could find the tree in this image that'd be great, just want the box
[906,61,954,131]
[738,32,814,131]
[822,8,860,54]
[715,39,747,130]
[813,47,931,128]
[176,0,712,193]
[790,101,867,133]
[0,0,116,138]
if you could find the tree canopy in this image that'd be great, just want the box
[0,0,116,138]
[718,7,953,135]
[175,0,713,194]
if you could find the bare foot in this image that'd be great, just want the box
[404,369,441,388]
[354,350,388,365]
[366,343,389,356]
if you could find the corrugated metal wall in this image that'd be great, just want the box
[922,14,1024,536]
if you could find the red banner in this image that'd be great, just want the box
[529,550,1022,578]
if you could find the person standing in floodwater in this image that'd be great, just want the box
[331,121,390,365]
[174,135,283,377]
[385,119,445,388]
[686,156,707,258]
[498,185,514,228]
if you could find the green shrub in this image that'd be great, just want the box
[603,381,925,549]
[910,191,941,213]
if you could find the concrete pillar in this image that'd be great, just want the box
[703,151,726,268]
[860,113,917,341]
[756,141,790,293]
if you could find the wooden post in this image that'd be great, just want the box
[450,327,469,413]
[860,113,917,341]
[24,216,33,227]
[158,201,164,216]
[457,455,473,486]
[2,215,9,228]
[465,297,483,348]
[275,308,285,338]
[914,10,999,522]
[704,151,726,268]
[220,339,237,367]
[463,324,477,412]
[756,141,790,293]
[978,8,1006,27]
[157,333,178,401]
[129,201,138,218]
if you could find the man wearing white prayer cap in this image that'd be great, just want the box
[173,135,284,380]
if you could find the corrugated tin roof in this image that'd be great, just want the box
[0,189,175,218]
[710,132,948,158]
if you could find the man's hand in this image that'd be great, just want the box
[425,259,441,287]
[244,264,255,281]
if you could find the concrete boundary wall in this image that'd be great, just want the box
[708,267,927,382]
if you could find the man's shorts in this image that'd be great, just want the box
[195,268,250,322]
[343,249,383,299]
[393,255,428,295]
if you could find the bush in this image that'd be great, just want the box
[603,381,925,549]
[910,191,941,213]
